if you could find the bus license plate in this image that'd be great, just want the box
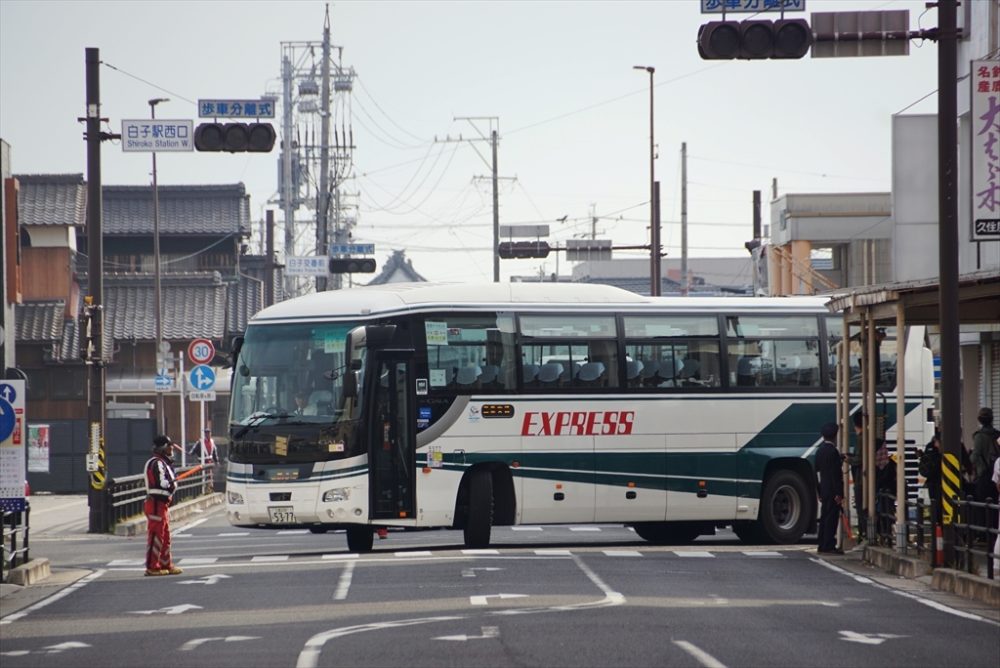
[268,506,296,524]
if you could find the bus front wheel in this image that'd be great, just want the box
[346,525,374,553]
[463,468,494,549]
[759,470,812,544]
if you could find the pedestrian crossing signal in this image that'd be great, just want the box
[195,122,276,152]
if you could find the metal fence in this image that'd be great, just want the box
[1,504,30,583]
[108,465,213,528]
[873,490,999,579]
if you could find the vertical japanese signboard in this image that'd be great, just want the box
[0,380,26,511]
[28,424,50,473]
[972,60,1000,242]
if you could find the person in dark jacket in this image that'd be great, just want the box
[919,432,942,520]
[815,422,845,554]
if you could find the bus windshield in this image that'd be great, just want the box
[229,321,364,460]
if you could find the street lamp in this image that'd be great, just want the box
[149,97,168,434]
[633,65,659,296]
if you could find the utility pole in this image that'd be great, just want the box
[280,53,295,298]
[936,0,960,565]
[681,142,689,296]
[633,65,657,296]
[653,181,662,294]
[84,47,108,533]
[440,117,501,281]
[149,97,168,434]
[316,7,332,292]
[265,209,275,307]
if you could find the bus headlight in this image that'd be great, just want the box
[323,487,350,502]
[227,490,245,505]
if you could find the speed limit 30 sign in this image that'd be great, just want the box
[188,338,215,365]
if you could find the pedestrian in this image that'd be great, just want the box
[815,422,844,554]
[992,448,1000,574]
[144,435,183,577]
[873,435,897,538]
[918,431,942,521]
[971,407,1000,504]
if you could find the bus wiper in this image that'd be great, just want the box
[233,411,290,439]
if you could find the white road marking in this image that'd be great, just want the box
[569,526,601,532]
[461,567,503,578]
[107,559,144,567]
[603,550,642,557]
[334,561,355,601]
[251,555,289,562]
[470,593,528,606]
[180,635,260,651]
[1,570,105,625]
[129,604,202,615]
[839,631,907,645]
[173,517,210,535]
[322,553,359,560]
[673,640,727,668]
[298,617,465,668]
[674,551,715,558]
[461,549,499,555]
[394,551,432,557]
[178,574,231,585]
[178,557,219,566]
[743,551,783,557]
[510,526,543,531]
[218,532,250,537]
[434,626,500,641]
[534,549,572,556]
[812,557,1000,626]
[277,529,309,535]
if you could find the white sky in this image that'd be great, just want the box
[0,0,940,285]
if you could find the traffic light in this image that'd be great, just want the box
[498,241,551,259]
[194,122,276,152]
[697,19,812,60]
[329,257,376,273]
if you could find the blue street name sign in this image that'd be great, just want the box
[329,243,375,255]
[198,99,276,119]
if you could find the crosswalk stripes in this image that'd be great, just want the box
[106,549,790,568]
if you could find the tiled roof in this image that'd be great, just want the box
[102,184,251,236]
[15,300,80,362]
[227,272,264,337]
[15,301,65,340]
[15,174,87,227]
[367,250,427,285]
[100,272,228,341]
[238,255,284,305]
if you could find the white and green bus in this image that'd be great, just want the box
[225,282,933,552]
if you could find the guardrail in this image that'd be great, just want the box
[872,490,998,579]
[108,466,212,528]
[1,504,30,583]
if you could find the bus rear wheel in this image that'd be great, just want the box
[346,525,374,553]
[463,468,494,549]
[632,521,701,545]
[759,470,812,544]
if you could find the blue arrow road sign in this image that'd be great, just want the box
[0,397,14,442]
[0,383,17,405]
[190,365,216,391]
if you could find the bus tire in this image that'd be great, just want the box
[632,521,700,545]
[464,468,493,548]
[346,525,374,553]
[759,470,812,544]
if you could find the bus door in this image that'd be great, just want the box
[365,352,416,521]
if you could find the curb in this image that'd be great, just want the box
[5,557,51,586]
[864,544,1000,606]
[114,493,224,537]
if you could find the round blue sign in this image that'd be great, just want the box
[0,397,15,443]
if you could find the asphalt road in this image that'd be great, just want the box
[2,498,998,668]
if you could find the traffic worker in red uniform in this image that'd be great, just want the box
[144,435,183,576]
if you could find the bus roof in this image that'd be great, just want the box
[250,282,832,325]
